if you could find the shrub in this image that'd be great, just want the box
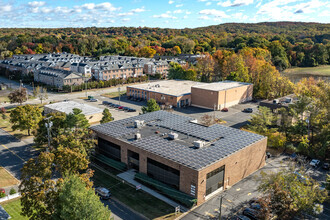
[9,188,16,195]
[0,189,6,198]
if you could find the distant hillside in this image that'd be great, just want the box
[0,22,329,69]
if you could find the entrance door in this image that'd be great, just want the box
[127,150,139,171]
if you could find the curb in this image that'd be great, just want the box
[110,197,149,220]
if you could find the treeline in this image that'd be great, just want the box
[168,47,295,100]
[0,22,329,70]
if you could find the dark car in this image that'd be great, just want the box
[323,163,329,170]
[235,215,251,220]
[102,101,111,105]
[221,108,228,112]
[113,104,120,108]
[123,107,130,111]
[243,208,259,220]
[127,108,136,112]
[127,96,132,100]
[243,108,253,113]
[251,202,261,210]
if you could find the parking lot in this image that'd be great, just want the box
[76,93,259,129]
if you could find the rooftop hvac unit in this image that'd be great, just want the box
[190,119,198,123]
[168,132,179,140]
[135,133,141,140]
[193,140,204,149]
[134,120,144,128]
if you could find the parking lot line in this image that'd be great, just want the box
[1,144,26,162]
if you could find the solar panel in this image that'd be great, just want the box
[91,110,265,170]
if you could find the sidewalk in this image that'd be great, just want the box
[117,170,187,212]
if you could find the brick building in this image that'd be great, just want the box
[34,67,84,88]
[127,80,253,109]
[91,111,267,205]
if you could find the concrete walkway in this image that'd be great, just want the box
[117,170,186,211]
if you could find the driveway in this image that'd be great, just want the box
[181,155,289,220]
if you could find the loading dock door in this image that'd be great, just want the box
[205,166,225,196]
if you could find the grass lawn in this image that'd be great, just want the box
[0,167,19,188]
[102,91,126,98]
[282,65,330,76]
[92,167,178,220]
[1,198,28,220]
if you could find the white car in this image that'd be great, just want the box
[310,159,320,168]
[95,187,111,200]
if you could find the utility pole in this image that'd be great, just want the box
[19,79,22,93]
[45,117,53,153]
[85,79,87,97]
[118,87,121,105]
[218,195,223,220]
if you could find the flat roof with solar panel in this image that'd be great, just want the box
[91,111,266,171]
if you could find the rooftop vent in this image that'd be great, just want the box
[134,120,144,128]
[168,132,178,140]
[193,140,205,149]
[135,133,141,140]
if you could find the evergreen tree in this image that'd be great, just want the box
[100,108,113,124]
[141,99,160,114]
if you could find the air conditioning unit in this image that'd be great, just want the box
[168,132,178,140]
[134,120,144,128]
[193,140,204,149]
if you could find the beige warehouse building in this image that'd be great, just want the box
[44,101,103,124]
[127,80,253,110]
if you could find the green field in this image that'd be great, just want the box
[92,166,178,220]
[283,65,330,76]
[1,198,28,220]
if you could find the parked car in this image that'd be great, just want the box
[250,202,261,210]
[234,215,251,220]
[89,98,98,102]
[221,108,228,112]
[266,152,271,159]
[118,106,125,110]
[102,101,110,105]
[293,171,309,185]
[95,187,111,200]
[242,108,253,113]
[123,107,130,111]
[127,108,136,112]
[310,159,320,168]
[323,162,329,170]
[242,208,259,220]
[113,104,120,108]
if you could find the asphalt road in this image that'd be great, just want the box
[0,128,37,179]
[102,199,147,220]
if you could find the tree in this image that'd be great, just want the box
[258,168,328,219]
[20,128,96,219]
[8,88,27,105]
[142,99,160,114]
[34,86,48,104]
[10,104,42,135]
[248,106,277,135]
[172,45,181,55]
[65,108,89,129]
[138,46,156,58]
[100,108,113,124]
[54,175,111,220]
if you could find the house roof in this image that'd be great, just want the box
[45,101,103,116]
[0,205,11,220]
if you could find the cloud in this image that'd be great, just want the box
[0,4,12,12]
[28,1,46,8]
[199,9,229,18]
[122,18,131,22]
[173,9,183,13]
[153,12,177,19]
[176,4,183,7]
[206,2,212,6]
[168,0,174,4]
[131,7,145,13]
[199,15,210,20]
[218,0,254,7]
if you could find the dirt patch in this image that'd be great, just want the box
[0,167,19,188]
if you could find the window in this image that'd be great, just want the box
[205,165,225,196]
[147,158,180,189]
[98,138,121,161]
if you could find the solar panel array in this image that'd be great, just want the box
[91,111,265,170]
